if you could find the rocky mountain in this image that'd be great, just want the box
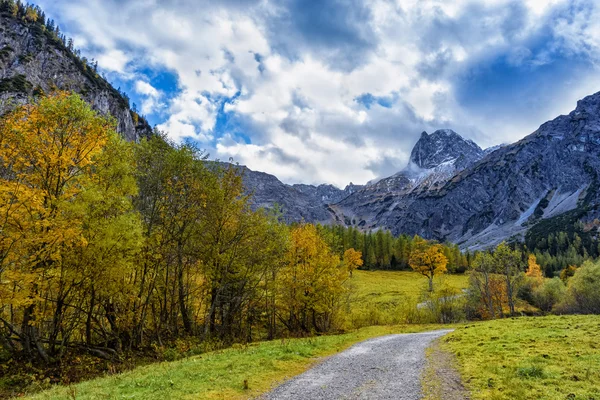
[333,92,600,250]
[250,91,600,251]
[327,129,486,228]
[409,129,484,171]
[236,165,361,223]
[0,6,151,141]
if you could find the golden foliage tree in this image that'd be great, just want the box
[409,237,448,292]
[526,254,544,287]
[343,248,363,277]
[0,92,141,360]
[277,224,345,334]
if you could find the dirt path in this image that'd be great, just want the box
[262,329,454,400]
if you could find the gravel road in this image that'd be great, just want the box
[262,329,454,400]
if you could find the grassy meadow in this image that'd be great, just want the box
[350,270,469,304]
[443,315,600,400]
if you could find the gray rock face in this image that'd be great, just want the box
[329,128,486,230]
[370,91,600,249]
[410,129,483,170]
[236,165,360,223]
[0,13,151,142]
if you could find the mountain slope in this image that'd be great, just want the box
[329,129,486,230]
[376,92,600,249]
[0,5,151,141]
[236,164,361,223]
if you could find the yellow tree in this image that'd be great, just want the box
[526,254,543,287]
[409,237,448,292]
[343,248,363,277]
[278,224,344,334]
[0,92,112,360]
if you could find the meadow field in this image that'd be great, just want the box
[350,270,469,304]
[443,315,600,400]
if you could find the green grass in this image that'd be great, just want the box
[442,315,600,400]
[350,270,469,304]
[25,324,450,400]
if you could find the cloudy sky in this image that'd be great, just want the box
[38,0,600,187]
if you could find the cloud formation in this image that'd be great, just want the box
[38,0,600,187]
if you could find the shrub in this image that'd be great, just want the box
[417,287,466,324]
[532,278,565,312]
[557,260,600,314]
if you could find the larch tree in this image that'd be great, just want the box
[409,237,448,292]
[343,248,363,277]
[526,254,544,287]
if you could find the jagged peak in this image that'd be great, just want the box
[409,128,483,170]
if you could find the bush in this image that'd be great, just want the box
[557,260,600,314]
[516,365,547,379]
[532,278,566,312]
[518,277,535,304]
[417,287,466,324]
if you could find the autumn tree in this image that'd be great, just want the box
[493,243,523,316]
[409,237,448,292]
[343,248,363,277]
[469,252,504,319]
[0,92,141,360]
[525,254,543,287]
[560,265,578,282]
[277,224,345,334]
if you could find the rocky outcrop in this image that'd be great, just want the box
[0,10,151,141]
[409,129,483,171]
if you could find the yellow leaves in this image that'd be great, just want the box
[0,92,142,344]
[343,248,363,277]
[409,237,448,278]
[277,224,346,330]
[526,254,543,287]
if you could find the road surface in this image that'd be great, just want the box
[262,329,454,400]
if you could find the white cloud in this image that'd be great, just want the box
[37,0,600,187]
[96,49,129,73]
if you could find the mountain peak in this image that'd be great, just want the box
[409,129,483,170]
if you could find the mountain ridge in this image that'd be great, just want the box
[0,5,151,141]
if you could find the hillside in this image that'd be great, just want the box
[0,2,151,141]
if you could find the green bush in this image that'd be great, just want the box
[532,278,565,312]
[416,287,466,324]
[516,365,547,379]
[557,260,600,314]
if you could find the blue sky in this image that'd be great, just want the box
[37,0,600,187]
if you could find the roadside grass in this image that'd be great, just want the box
[350,270,469,305]
[442,315,600,400]
[25,324,452,400]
